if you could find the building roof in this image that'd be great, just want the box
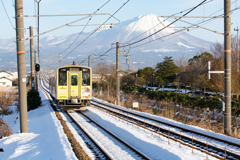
[0,70,13,76]
[0,77,13,81]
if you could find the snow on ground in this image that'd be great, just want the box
[0,87,77,160]
[177,42,194,48]
[70,110,141,160]
[0,82,238,159]
[83,107,218,160]
[92,97,240,155]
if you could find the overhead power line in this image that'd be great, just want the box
[126,0,214,43]
[92,0,209,62]
[59,0,111,55]
[92,1,240,63]
[1,0,14,29]
[130,5,240,50]
[60,0,130,64]
[126,0,207,47]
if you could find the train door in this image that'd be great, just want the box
[69,72,80,98]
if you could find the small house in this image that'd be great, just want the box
[0,77,13,87]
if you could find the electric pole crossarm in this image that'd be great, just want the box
[164,16,224,35]
[24,13,120,40]
[119,50,129,56]
[25,15,91,40]
[208,60,224,79]
[23,13,120,18]
[209,71,224,73]
[159,16,223,18]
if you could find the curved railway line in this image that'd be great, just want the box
[40,75,150,159]
[91,99,240,160]
[40,74,240,159]
[39,75,111,159]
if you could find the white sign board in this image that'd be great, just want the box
[133,102,139,108]
[222,101,225,111]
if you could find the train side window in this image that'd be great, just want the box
[82,69,90,86]
[71,75,78,86]
[59,69,67,86]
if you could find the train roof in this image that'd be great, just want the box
[58,65,91,70]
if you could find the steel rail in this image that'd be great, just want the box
[39,76,113,160]
[91,99,240,160]
[92,99,240,148]
[67,111,114,160]
[79,111,151,160]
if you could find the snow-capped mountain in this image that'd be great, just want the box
[0,14,212,71]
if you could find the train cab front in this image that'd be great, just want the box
[57,66,91,110]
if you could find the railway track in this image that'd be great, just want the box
[69,110,150,159]
[39,76,112,159]
[40,76,149,159]
[91,99,240,160]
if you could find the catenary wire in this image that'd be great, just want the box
[92,0,208,62]
[125,0,207,47]
[60,0,130,64]
[126,0,214,43]
[1,0,14,29]
[92,3,239,64]
[129,5,240,50]
[34,0,38,28]
[59,0,110,55]
[129,0,239,50]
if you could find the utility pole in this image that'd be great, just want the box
[29,26,34,89]
[234,27,239,100]
[15,0,28,133]
[36,0,41,64]
[224,0,231,136]
[116,42,120,105]
[34,49,38,91]
[88,55,91,67]
[234,27,239,73]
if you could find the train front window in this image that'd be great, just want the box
[71,75,78,86]
[59,69,67,86]
[82,69,90,86]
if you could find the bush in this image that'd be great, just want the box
[0,91,16,115]
[27,89,41,111]
[0,119,12,138]
[152,108,158,115]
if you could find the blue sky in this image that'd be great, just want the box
[1,0,240,42]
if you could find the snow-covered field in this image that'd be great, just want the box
[0,88,77,160]
[0,84,239,159]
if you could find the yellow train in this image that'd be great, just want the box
[49,61,92,110]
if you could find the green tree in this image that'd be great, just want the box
[155,76,164,88]
[155,56,179,84]
[141,67,154,86]
[27,89,42,111]
[186,52,213,94]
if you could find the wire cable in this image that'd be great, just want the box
[1,0,14,29]
[126,0,207,47]
[126,0,213,43]
[34,0,38,28]
[130,5,240,50]
[92,0,208,62]
[91,3,240,64]
[59,0,110,55]
[60,0,130,64]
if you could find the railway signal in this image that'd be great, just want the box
[35,63,40,72]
